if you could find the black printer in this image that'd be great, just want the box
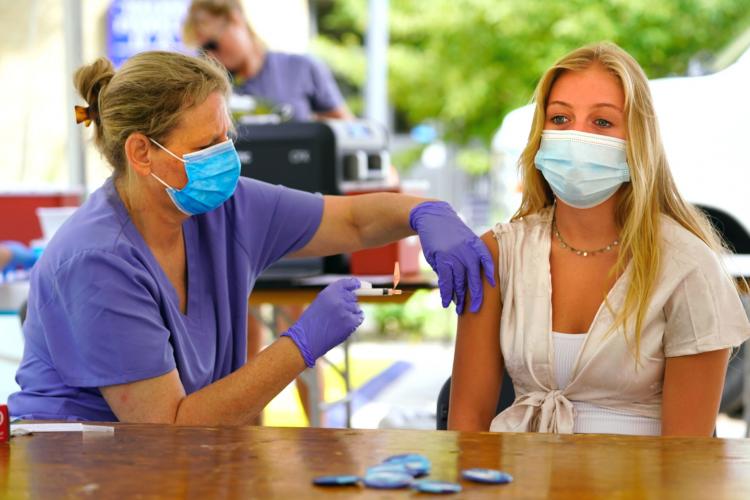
[235,120,390,279]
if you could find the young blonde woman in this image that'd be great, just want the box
[449,42,750,437]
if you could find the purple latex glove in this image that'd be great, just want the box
[281,278,364,368]
[1,240,38,273]
[410,201,495,314]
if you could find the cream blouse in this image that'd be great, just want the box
[489,207,750,434]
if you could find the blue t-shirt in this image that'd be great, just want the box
[235,52,344,121]
[9,177,323,421]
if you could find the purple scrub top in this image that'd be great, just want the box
[9,177,323,421]
[235,52,345,121]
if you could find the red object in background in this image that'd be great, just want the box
[350,237,421,275]
[0,404,8,442]
[345,188,421,276]
[0,192,81,246]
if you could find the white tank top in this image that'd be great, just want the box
[552,332,661,436]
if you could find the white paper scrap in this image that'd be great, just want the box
[10,423,115,434]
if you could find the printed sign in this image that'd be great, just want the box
[107,0,191,67]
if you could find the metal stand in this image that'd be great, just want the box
[317,339,353,428]
[252,306,353,428]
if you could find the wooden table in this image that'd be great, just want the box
[4,425,750,498]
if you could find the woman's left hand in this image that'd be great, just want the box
[409,201,496,314]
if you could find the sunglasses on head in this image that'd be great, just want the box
[201,39,219,52]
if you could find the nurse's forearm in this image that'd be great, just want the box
[348,192,427,248]
[294,193,430,258]
[174,337,306,425]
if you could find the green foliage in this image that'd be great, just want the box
[314,0,750,145]
[456,147,491,176]
[389,144,425,173]
[365,290,457,340]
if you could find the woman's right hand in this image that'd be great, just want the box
[281,278,364,367]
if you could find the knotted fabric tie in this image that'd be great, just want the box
[489,390,575,434]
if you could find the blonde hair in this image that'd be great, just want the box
[183,0,265,50]
[514,42,727,360]
[74,51,231,182]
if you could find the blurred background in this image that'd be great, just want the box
[1,0,749,434]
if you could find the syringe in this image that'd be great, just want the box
[354,279,403,296]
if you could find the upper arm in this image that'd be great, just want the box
[662,348,730,436]
[45,252,183,423]
[100,369,186,424]
[660,249,750,436]
[448,230,503,431]
[291,195,361,258]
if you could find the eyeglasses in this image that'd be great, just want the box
[201,39,219,53]
[199,20,228,54]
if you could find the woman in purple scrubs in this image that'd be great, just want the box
[183,0,354,426]
[183,0,351,121]
[9,51,493,424]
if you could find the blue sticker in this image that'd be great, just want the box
[461,468,513,484]
[366,463,411,476]
[363,471,414,489]
[384,453,432,477]
[413,480,462,494]
[312,475,360,486]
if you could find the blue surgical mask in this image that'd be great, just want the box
[534,130,630,209]
[149,138,241,216]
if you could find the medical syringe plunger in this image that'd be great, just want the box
[354,279,403,296]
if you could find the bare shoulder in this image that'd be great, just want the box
[480,230,500,262]
[479,230,501,293]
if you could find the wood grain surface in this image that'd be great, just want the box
[3,425,750,498]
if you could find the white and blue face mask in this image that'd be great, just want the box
[149,138,241,216]
[534,130,630,209]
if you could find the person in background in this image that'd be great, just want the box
[9,51,492,424]
[1,241,37,327]
[183,0,351,121]
[449,42,750,437]
[182,0,350,425]
[0,241,37,275]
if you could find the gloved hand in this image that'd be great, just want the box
[281,278,364,368]
[410,201,495,314]
[1,241,38,273]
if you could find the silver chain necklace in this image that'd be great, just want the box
[552,217,619,257]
